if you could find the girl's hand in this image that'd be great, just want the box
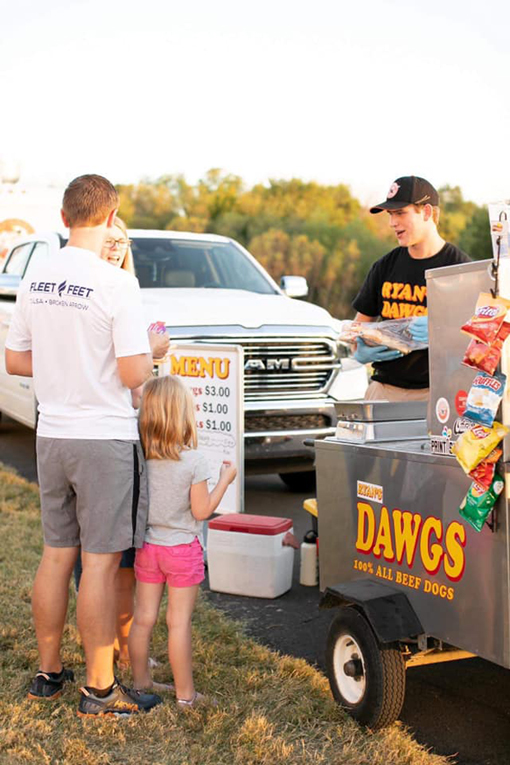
[220,461,237,485]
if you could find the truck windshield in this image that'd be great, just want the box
[131,238,277,294]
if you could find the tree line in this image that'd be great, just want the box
[117,170,492,319]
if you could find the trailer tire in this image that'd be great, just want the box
[326,606,405,729]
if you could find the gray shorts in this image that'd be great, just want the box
[36,438,148,554]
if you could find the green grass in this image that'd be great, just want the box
[0,464,453,765]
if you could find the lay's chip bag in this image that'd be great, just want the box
[459,474,505,532]
[462,321,510,375]
[452,421,509,474]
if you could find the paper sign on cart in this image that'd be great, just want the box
[488,203,510,259]
[157,343,244,514]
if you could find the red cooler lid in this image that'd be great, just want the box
[208,513,292,535]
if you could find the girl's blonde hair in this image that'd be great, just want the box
[114,216,136,276]
[139,376,197,460]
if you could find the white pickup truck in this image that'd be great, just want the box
[0,229,367,489]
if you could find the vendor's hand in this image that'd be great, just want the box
[220,460,237,485]
[354,338,402,364]
[409,315,428,343]
[149,329,170,360]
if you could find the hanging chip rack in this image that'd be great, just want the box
[490,210,507,298]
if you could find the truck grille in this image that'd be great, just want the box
[165,334,340,400]
[245,413,331,432]
[241,338,339,400]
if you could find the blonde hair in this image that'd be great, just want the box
[414,204,440,226]
[139,376,197,460]
[62,174,118,227]
[113,216,136,275]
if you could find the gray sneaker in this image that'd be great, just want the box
[78,680,162,717]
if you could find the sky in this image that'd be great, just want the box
[1,0,509,207]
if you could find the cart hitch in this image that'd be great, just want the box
[343,659,364,678]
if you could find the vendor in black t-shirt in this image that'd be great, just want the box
[353,176,470,402]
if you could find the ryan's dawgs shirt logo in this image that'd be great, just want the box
[387,182,400,199]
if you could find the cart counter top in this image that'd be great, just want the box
[316,437,459,468]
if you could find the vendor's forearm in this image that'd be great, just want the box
[355,312,377,323]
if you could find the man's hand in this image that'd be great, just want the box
[409,316,428,343]
[148,330,170,360]
[354,338,402,364]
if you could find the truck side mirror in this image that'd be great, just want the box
[280,275,308,298]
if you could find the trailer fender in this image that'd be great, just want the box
[320,579,423,644]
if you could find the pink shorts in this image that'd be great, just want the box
[134,538,205,588]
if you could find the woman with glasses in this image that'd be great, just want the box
[101,217,135,275]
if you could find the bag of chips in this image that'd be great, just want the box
[468,461,496,490]
[459,474,505,532]
[452,421,509,474]
[468,447,504,487]
[462,321,510,375]
[484,447,503,463]
[463,371,506,427]
[461,293,510,346]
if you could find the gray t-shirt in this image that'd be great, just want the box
[145,450,211,547]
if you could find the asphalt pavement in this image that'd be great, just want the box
[1,414,509,765]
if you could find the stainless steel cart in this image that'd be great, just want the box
[315,258,510,729]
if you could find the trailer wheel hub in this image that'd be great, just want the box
[333,635,367,704]
[343,658,363,678]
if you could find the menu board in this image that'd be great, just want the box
[158,343,244,514]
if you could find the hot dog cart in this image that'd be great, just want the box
[315,258,510,729]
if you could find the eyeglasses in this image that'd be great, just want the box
[104,238,131,250]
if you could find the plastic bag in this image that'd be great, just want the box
[452,421,509,474]
[339,318,427,355]
[461,293,510,346]
[462,321,510,376]
[459,474,505,532]
[463,371,506,427]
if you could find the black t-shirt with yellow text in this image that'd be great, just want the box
[352,243,469,388]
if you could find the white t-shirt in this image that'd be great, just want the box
[6,245,151,439]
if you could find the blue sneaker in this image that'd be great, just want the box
[27,668,75,700]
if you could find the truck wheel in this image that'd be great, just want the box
[279,471,316,492]
[326,607,405,729]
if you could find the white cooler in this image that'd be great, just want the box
[207,514,294,598]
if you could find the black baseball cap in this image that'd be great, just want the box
[370,176,439,214]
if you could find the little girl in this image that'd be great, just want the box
[128,375,237,707]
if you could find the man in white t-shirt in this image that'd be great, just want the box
[5,175,166,717]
